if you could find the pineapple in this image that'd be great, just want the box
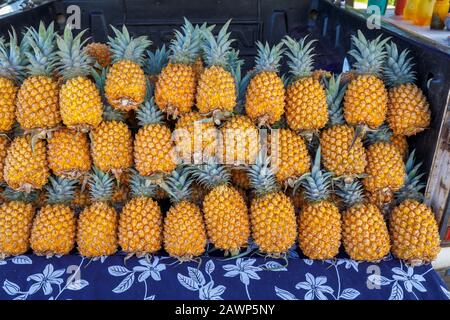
[296,148,341,260]
[390,151,440,264]
[344,31,389,130]
[247,152,297,256]
[283,36,328,132]
[337,179,390,261]
[231,168,250,190]
[0,188,36,259]
[77,168,118,257]
[385,42,431,136]
[162,167,207,260]
[365,123,408,158]
[86,42,111,68]
[0,135,10,183]
[47,128,91,179]
[0,29,26,132]
[4,135,49,192]
[105,25,150,111]
[196,20,237,121]
[134,98,177,177]
[155,18,200,118]
[391,134,408,159]
[30,177,77,256]
[270,128,310,185]
[320,75,367,177]
[119,171,163,256]
[245,42,285,127]
[193,159,250,255]
[56,25,103,132]
[145,45,169,85]
[16,22,61,132]
[72,185,91,210]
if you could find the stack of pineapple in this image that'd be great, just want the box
[0,20,441,265]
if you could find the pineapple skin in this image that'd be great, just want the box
[245,71,285,126]
[202,185,250,252]
[271,128,310,184]
[47,128,91,179]
[196,66,236,114]
[86,42,111,68]
[192,58,205,83]
[119,197,163,254]
[0,136,10,184]
[365,188,394,211]
[286,77,328,131]
[105,60,146,111]
[134,124,176,176]
[250,192,297,255]
[16,76,60,130]
[72,186,91,209]
[77,202,118,257]
[0,77,17,132]
[30,204,76,256]
[387,84,431,136]
[344,75,387,129]
[155,63,196,117]
[391,134,408,159]
[163,201,207,259]
[59,76,103,131]
[320,124,367,176]
[342,203,390,261]
[231,169,250,190]
[299,201,341,260]
[390,200,440,263]
[0,201,35,258]
[363,142,406,193]
[4,135,49,191]
[91,121,133,174]
[220,115,259,166]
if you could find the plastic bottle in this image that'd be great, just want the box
[414,0,437,26]
[431,0,450,29]
[395,0,408,15]
[404,0,419,20]
[368,0,388,15]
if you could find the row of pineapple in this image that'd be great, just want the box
[0,18,440,264]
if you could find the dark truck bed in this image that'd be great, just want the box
[1,0,450,245]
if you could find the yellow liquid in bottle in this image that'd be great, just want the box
[433,0,450,24]
[404,0,419,20]
[414,0,437,26]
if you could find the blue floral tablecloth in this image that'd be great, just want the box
[0,250,449,300]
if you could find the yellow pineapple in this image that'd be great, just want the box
[344,31,389,130]
[57,26,102,132]
[248,152,297,256]
[245,42,285,126]
[337,180,391,261]
[105,25,150,111]
[391,134,408,159]
[0,135,10,184]
[119,171,163,256]
[30,177,77,256]
[72,185,91,209]
[155,19,200,118]
[86,42,111,68]
[77,168,118,257]
[162,167,207,260]
[4,135,49,192]
[385,42,431,136]
[283,36,328,132]
[47,128,91,179]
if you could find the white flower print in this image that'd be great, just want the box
[295,273,334,300]
[223,258,262,300]
[27,264,65,296]
[391,267,426,293]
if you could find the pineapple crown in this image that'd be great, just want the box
[136,97,164,126]
[145,44,169,76]
[45,176,77,205]
[129,169,157,198]
[194,22,215,56]
[325,74,347,127]
[364,123,393,146]
[23,21,57,76]
[335,179,365,208]
[192,158,231,190]
[283,35,316,79]
[201,19,234,69]
[254,41,284,73]
[108,25,151,65]
[160,166,193,203]
[92,67,107,94]
[247,150,279,197]
[231,50,250,114]
[2,187,38,203]
[0,28,27,82]
[395,150,425,203]
[56,25,92,80]
[295,147,332,202]
[227,48,244,77]
[169,18,201,65]
[384,41,416,87]
[349,30,390,77]
[88,167,114,202]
